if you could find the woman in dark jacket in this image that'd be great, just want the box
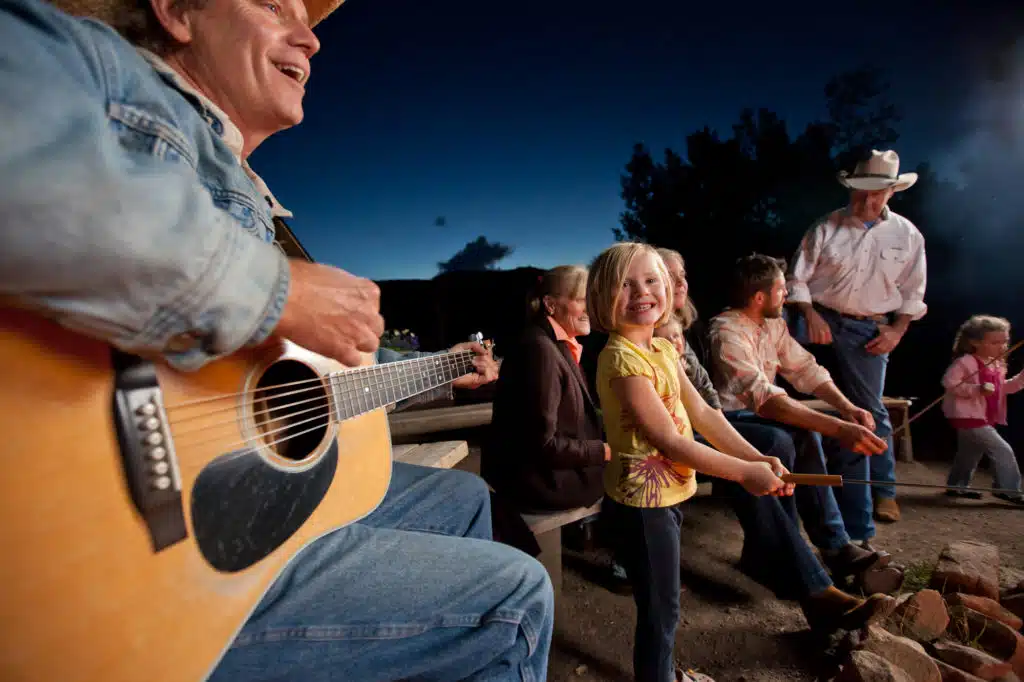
[482,265,610,512]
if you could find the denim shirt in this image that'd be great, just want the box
[0,0,290,371]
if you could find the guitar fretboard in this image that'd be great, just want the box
[328,350,476,421]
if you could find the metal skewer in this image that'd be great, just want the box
[782,473,1023,497]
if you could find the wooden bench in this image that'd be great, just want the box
[799,396,915,462]
[388,403,494,438]
[520,500,603,602]
[392,440,471,469]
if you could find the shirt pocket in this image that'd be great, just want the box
[107,101,196,167]
[880,246,910,277]
[206,186,275,243]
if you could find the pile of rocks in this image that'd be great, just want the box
[834,540,1024,682]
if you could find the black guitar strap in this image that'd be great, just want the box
[273,217,316,263]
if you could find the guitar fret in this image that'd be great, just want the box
[328,350,477,422]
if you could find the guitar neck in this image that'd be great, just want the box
[328,350,476,421]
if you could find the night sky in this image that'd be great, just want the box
[251,0,1017,282]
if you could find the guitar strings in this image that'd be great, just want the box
[163,349,478,412]
[167,354,475,433]
[169,356,477,445]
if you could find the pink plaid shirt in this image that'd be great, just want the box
[709,309,833,412]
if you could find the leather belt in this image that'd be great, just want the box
[813,302,890,324]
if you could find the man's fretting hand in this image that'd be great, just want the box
[275,260,385,367]
[450,342,499,389]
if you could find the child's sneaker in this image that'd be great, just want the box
[993,492,1024,506]
[945,489,983,500]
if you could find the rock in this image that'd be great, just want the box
[946,593,1024,631]
[889,589,949,642]
[931,640,1013,680]
[933,658,992,682]
[948,607,1024,677]
[836,649,915,682]
[861,565,906,595]
[862,624,942,682]
[1000,568,1024,595]
[932,542,1001,601]
[1002,594,1024,623]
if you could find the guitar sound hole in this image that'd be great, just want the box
[253,360,329,462]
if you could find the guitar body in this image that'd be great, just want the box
[0,308,393,682]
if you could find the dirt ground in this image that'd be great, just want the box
[457,453,1024,682]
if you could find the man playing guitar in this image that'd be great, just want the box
[0,0,554,679]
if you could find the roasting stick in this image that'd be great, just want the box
[890,339,1024,438]
[781,473,1023,496]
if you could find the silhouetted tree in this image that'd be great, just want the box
[437,236,514,273]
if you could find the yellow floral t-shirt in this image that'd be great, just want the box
[596,333,697,508]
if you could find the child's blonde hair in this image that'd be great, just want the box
[655,247,699,332]
[587,242,674,333]
[953,315,1011,358]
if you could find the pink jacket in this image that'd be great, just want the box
[941,354,1024,424]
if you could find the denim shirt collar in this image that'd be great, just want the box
[137,49,294,219]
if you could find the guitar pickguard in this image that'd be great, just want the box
[190,439,338,573]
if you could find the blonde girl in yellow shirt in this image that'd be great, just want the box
[588,242,789,682]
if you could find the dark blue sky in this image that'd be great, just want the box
[251,0,1015,281]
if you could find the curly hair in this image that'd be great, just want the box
[952,315,1011,358]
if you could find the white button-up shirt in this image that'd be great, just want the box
[786,207,927,320]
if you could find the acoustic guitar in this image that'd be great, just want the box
[0,308,484,682]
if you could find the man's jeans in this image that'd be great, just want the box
[702,421,832,601]
[209,462,554,682]
[790,307,894,538]
[723,411,853,549]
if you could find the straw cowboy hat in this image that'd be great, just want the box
[837,149,918,192]
[51,0,345,29]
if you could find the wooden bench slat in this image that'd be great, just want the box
[521,500,602,536]
[393,441,470,470]
[388,403,494,437]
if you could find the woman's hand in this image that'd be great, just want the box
[603,443,612,462]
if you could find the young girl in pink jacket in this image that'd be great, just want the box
[942,315,1024,504]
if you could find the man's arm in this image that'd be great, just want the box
[865,230,927,355]
[787,222,836,345]
[0,1,288,371]
[894,230,928,325]
[786,223,824,309]
[757,393,850,437]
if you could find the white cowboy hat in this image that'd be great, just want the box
[837,149,918,192]
[52,0,345,30]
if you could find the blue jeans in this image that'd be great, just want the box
[601,498,684,682]
[208,463,554,682]
[704,421,832,600]
[788,309,891,540]
[724,411,853,549]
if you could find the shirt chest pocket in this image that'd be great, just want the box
[880,246,910,277]
[107,102,196,166]
[206,187,276,243]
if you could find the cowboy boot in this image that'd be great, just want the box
[821,542,891,579]
[874,497,901,522]
[800,587,896,633]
